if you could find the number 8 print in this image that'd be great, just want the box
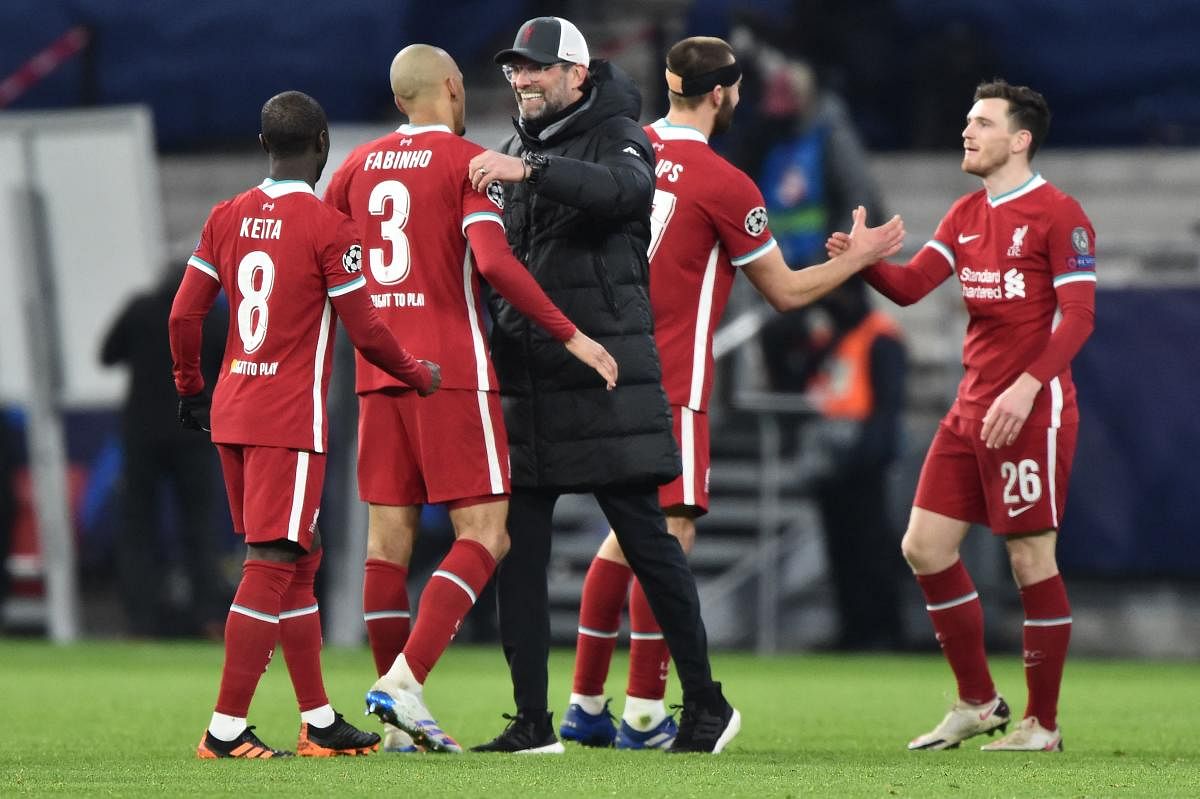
[237,250,274,354]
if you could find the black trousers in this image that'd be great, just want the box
[116,437,228,635]
[816,469,905,649]
[498,484,714,713]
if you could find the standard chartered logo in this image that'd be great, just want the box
[1003,268,1026,299]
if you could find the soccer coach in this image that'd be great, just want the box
[467,16,739,754]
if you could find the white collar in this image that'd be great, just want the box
[257,178,315,199]
[650,118,708,143]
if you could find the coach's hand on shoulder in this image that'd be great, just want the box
[178,391,211,433]
[467,150,527,192]
[565,331,618,391]
[418,360,442,397]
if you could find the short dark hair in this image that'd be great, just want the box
[666,36,735,110]
[974,79,1051,160]
[260,90,327,158]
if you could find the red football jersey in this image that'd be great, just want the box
[645,119,777,411]
[188,179,365,452]
[925,175,1097,424]
[324,124,505,394]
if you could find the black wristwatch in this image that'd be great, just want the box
[523,151,550,184]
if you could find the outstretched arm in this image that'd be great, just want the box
[744,206,905,311]
[467,220,618,389]
[827,230,952,306]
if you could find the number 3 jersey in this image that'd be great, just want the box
[644,119,777,412]
[323,124,507,395]
[184,179,365,452]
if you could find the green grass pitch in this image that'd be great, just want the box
[2,641,1197,797]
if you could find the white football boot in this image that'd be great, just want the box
[980,717,1063,752]
[907,694,1011,750]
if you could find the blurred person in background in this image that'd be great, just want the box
[172,89,437,759]
[761,275,908,651]
[732,55,887,268]
[827,79,1096,753]
[100,263,230,639]
[323,43,615,754]
[557,36,905,751]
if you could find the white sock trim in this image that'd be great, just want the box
[382,653,422,692]
[301,704,335,728]
[925,591,979,612]
[431,569,477,603]
[229,604,279,623]
[1024,616,1073,626]
[208,712,247,742]
[363,610,411,621]
[622,696,668,731]
[568,693,606,716]
[280,603,319,620]
[577,625,619,639]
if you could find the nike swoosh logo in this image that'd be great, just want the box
[1007,504,1035,518]
[958,233,981,243]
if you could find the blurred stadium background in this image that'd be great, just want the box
[1,0,1198,658]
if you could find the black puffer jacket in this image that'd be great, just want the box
[490,60,680,491]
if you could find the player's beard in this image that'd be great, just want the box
[962,145,1007,178]
[711,91,736,136]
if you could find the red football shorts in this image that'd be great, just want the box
[217,444,325,550]
[914,410,1078,534]
[357,388,510,506]
[658,405,710,515]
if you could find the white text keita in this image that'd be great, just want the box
[239,217,282,239]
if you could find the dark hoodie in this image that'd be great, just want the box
[489,59,679,491]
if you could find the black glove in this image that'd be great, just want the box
[178,391,211,433]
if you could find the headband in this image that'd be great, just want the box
[665,62,741,97]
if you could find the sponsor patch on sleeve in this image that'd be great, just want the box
[1067,254,1096,270]
[342,243,362,273]
[1071,226,1090,254]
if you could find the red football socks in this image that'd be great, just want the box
[363,558,410,676]
[627,579,670,700]
[402,539,495,684]
[279,549,328,713]
[214,559,296,718]
[1019,574,1071,730]
[916,560,996,705]
[571,557,633,696]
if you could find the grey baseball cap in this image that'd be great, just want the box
[494,16,589,66]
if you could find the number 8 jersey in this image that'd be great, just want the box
[185,178,365,452]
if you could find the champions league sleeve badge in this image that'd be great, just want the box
[486,180,505,210]
[342,243,363,273]
[744,206,768,236]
